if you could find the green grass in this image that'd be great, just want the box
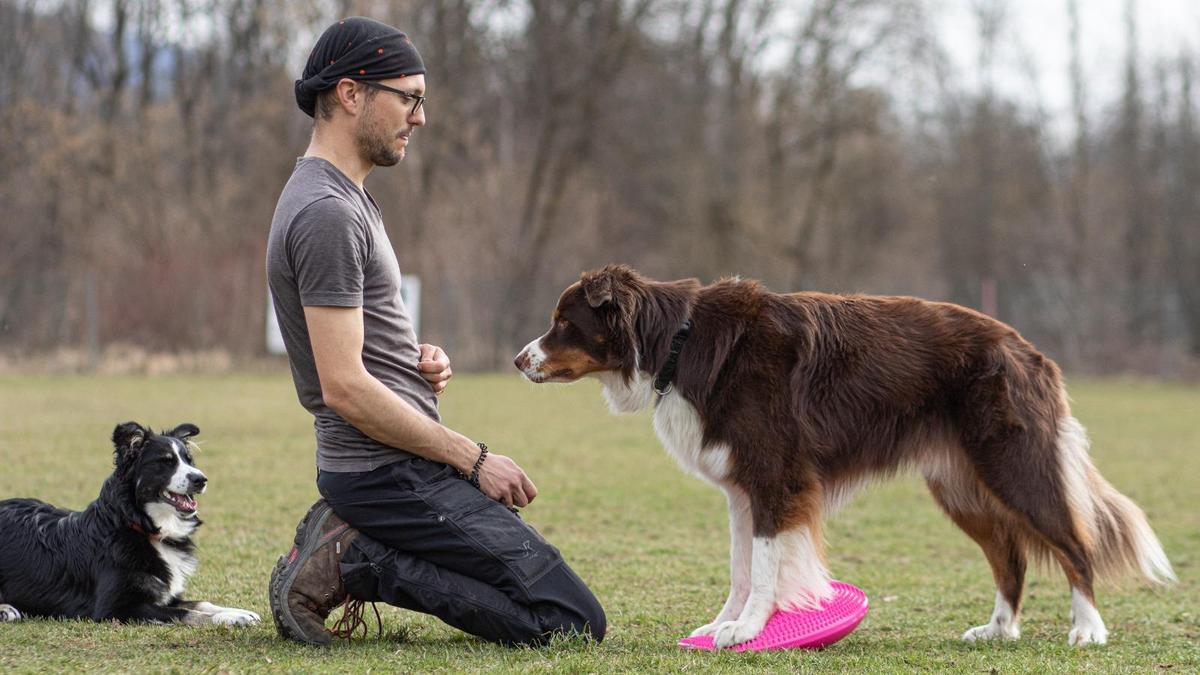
[0,374,1196,673]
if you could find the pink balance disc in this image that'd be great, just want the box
[678,581,868,652]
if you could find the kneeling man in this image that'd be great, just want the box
[266,16,605,647]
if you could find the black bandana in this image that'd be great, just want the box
[295,17,426,118]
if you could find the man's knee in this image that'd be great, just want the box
[568,582,606,642]
[569,603,606,643]
[533,566,606,644]
[518,609,604,647]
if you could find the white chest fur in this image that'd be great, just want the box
[597,369,732,485]
[152,541,198,602]
[653,393,732,485]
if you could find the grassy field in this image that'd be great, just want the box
[0,374,1196,673]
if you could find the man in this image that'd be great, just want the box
[265,17,605,647]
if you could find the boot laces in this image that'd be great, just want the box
[329,597,382,641]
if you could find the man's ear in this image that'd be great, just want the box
[112,422,149,463]
[167,423,200,440]
[337,77,366,114]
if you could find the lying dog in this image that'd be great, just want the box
[0,422,259,626]
[515,265,1174,647]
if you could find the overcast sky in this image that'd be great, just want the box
[937,0,1199,136]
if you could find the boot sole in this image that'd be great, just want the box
[269,500,338,646]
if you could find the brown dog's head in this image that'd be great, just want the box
[514,265,645,384]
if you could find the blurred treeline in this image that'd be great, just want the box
[1,0,1197,374]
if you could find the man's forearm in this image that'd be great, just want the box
[325,373,478,473]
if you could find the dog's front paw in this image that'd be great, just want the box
[211,608,261,626]
[1067,624,1107,647]
[712,618,765,648]
[689,621,721,638]
[962,621,1019,642]
[0,604,22,622]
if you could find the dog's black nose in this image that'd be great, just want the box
[189,474,208,491]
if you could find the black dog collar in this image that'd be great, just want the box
[653,319,693,396]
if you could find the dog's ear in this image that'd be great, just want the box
[583,271,614,308]
[583,265,639,308]
[167,423,200,440]
[112,422,149,462]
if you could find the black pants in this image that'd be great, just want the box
[316,457,606,646]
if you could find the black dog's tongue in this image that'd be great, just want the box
[167,492,197,512]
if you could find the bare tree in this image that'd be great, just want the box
[491,0,658,362]
[1118,0,1152,345]
[1167,56,1200,355]
[0,0,1197,373]
[1065,0,1089,287]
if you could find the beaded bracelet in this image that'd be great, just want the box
[463,442,488,488]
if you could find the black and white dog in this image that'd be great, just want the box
[0,422,259,626]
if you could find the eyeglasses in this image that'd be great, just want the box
[361,81,425,114]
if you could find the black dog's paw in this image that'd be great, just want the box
[0,604,22,622]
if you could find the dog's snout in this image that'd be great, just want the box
[188,473,207,492]
[514,350,528,371]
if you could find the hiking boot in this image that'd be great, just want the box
[269,499,360,646]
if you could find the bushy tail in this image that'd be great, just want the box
[1058,417,1176,585]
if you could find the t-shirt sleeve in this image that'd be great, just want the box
[286,197,373,307]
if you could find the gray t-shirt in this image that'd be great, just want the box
[266,156,440,472]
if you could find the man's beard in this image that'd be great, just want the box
[356,108,405,167]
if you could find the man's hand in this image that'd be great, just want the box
[418,343,452,395]
[476,453,539,508]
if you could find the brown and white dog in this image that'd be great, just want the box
[514,265,1174,648]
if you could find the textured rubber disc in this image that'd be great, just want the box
[678,581,868,652]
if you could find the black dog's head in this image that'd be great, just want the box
[112,422,207,521]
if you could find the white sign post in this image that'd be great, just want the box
[266,294,287,356]
[401,275,422,339]
[267,276,422,355]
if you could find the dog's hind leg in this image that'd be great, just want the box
[958,385,1172,645]
[0,604,22,622]
[0,583,19,621]
[1052,416,1173,645]
[962,431,1104,645]
[689,486,753,638]
[925,471,1026,642]
[970,445,1104,645]
[957,353,1118,646]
